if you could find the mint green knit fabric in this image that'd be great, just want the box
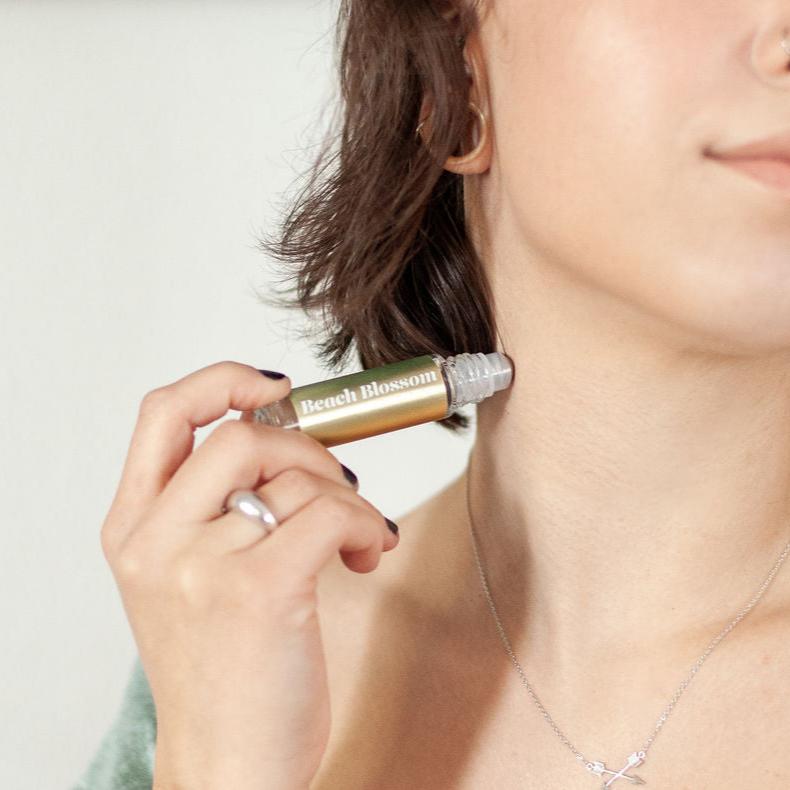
[71,657,157,789]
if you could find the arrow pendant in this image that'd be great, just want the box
[585,750,647,787]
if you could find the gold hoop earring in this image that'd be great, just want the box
[445,101,489,174]
[415,101,489,174]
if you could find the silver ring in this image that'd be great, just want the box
[221,489,279,535]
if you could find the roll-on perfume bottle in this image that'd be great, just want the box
[253,352,513,447]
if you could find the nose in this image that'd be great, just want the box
[750,23,790,89]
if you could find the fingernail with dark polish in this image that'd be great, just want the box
[258,369,286,379]
[340,463,358,488]
[385,518,399,536]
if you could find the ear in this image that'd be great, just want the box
[441,29,492,175]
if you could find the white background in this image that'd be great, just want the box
[0,3,475,787]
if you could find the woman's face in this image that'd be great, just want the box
[474,1,790,353]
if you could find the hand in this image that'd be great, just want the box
[99,361,399,789]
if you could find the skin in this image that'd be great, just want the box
[312,1,790,786]
[456,0,790,672]
[459,0,790,679]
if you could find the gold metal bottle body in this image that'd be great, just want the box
[253,352,512,447]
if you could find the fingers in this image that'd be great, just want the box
[199,468,398,557]
[102,359,393,587]
[153,418,355,529]
[110,361,292,529]
[242,492,397,583]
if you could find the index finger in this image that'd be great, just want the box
[110,361,291,523]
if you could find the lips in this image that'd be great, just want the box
[714,158,790,192]
[705,128,790,195]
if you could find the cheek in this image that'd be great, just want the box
[489,2,790,350]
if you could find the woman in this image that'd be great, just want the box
[74,1,790,787]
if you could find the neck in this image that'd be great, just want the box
[467,254,790,678]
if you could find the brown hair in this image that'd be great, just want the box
[253,0,495,435]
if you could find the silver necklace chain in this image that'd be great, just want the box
[464,464,790,787]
